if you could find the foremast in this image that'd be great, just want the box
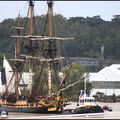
[14,0,35,96]
[15,13,21,97]
[8,0,34,97]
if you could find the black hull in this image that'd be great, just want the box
[75,105,104,114]
[0,105,59,113]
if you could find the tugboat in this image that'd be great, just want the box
[75,90,104,114]
[75,75,104,114]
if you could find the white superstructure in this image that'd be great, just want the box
[78,95,96,107]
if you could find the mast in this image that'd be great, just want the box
[14,0,35,96]
[29,0,34,35]
[5,0,35,97]
[84,75,86,94]
[28,0,34,55]
[15,13,21,59]
[11,1,73,97]
[26,0,34,95]
[15,13,21,96]
[48,0,53,37]
[47,0,53,95]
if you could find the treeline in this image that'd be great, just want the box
[0,14,120,64]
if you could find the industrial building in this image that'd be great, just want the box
[89,64,120,96]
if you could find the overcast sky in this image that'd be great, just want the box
[0,1,120,22]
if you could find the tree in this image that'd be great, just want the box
[111,93,116,103]
[62,64,92,101]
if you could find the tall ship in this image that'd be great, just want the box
[0,0,74,113]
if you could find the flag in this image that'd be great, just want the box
[79,90,87,98]
[1,67,6,85]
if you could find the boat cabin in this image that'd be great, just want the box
[77,96,96,107]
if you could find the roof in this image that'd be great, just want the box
[79,96,95,100]
[89,64,120,81]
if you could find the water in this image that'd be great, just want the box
[3,102,120,119]
[64,102,120,111]
[97,102,120,111]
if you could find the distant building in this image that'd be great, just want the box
[0,72,34,93]
[70,57,100,66]
[0,56,34,93]
[89,64,120,96]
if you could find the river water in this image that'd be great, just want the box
[3,102,120,119]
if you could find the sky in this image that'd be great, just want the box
[0,1,120,22]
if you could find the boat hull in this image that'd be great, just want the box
[0,105,59,113]
[75,105,104,114]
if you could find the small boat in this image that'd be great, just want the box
[74,73,104,114]
[63,75,104,114]
[103,105,112,111]
[75,90,104,114]
[75,74,104,114]
[0,110,8,119]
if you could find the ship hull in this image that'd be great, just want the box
[0,105,59,113]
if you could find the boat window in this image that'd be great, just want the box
[80,100,84,103]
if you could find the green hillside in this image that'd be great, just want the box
[0,15,120,65]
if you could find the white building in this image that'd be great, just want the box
[0,56,34,93]
[89,64,120,96]
[0,72,33,93]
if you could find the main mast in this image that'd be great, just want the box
[47,0,53,95]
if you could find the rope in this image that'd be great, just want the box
[46,77,85,99]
